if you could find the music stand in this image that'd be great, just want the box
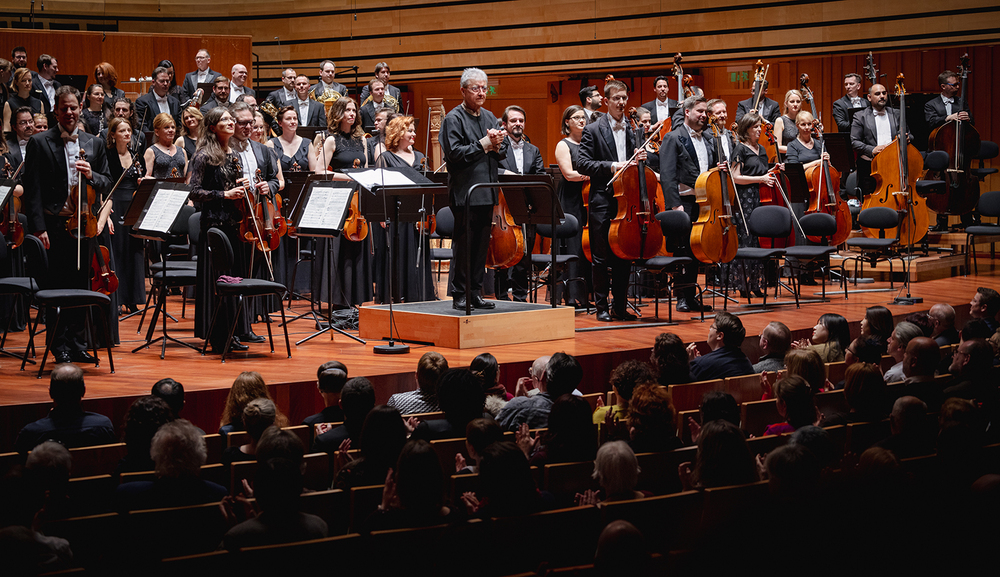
[463,175,562,315]
[128,181,200,356]
[287,179,366,345]
[782,163,811,205]
[296,126,325,141]
[196,82,216,98]
[278,171,312,303]
[823,133,856,175]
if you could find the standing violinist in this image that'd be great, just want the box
[735,81,780,125]
[925,69,976,232]
[728,112,776,299]
[832,73,869,134]
[578,78,644,321]
[658,95,714,313]
[496,105,545,303]
[22,85,112,365]
[440,68,507,310]
[850,84,904,194]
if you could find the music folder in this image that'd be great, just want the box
[132,181,192,239]
[289,180,355,237]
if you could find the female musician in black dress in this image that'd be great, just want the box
[155,59,188,101]
[374,115,435,303]
[105,117,146,313]
[94,62,125,118]
[312,97,373,308]
[107,97,147,153]
[3,68,42,134]
[772,90,803,157]
[81,84,107,135]
[785,111,829,168]
[144,113,187,178]
[267,106,315,173]
[553,105,592,308]
[729,112,778,297]
[188,107,253,352]
[175,107,203,168]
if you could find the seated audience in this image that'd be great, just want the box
[367,439,456,532]
[471,352,510,417]
[825,363,888,425]
[764,375,819,435]
[792,313,851,363]
[650,332,691,386]
[219,371,288,437]
[387,352,448,416]
[521,394,597,466]
[333,405,407,491]
[761,348,828,398]
[627,383,683,454]
[151,378,194,423]
[752,321,791,373]
[687,312,755,381]
[411,369,486,441]
[116,420,227,511]
[15,364,115,453]
[688,391,741,443]
[764,443,821,502]
[860,305,894,354]
[512,355,550,398]
[456,417,503,474]
[928,303,959,346]
[575,441,644,506]
[594,520,652,577]
[497,352,583,431]
[899,336,943,410]
[680,419,758,490]
[312,377,376,452]
[463,441,546,518]
[222,398,277,465]
[788,426,838,471]
[593,359,655,424]
[0,466,74,574]
[943,338,997,414]
[302,361,348,428]
[24,441,74,522]
[904,311,934,338]
[116,395,175,475]
[884,321,923,383]
[969,286,1000,333]
[874,396,934,459]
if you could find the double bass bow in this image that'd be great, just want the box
[691,115,745,264]
[923,53,980,218]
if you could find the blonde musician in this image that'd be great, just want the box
[175,106,203,165]
[785,111,829,169]
[144,113,187,179]
[772,90,803,156]
[106,117,145,313]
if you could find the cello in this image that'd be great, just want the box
[803,122,851,245]
[691,113,744,264]
[923,53,980,217]
[863,74,927,245]
[607,108,664,261]
[485,188,525,269]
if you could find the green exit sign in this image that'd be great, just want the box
[730,71,750,83]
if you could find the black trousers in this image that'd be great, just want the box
[451,205,493,297]
[589,205,630,313]
[42,214,91,355]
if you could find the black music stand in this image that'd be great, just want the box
[128,181,200,356]
[463,175,561,315]
[346,166,447,353]
[281,173,338,328]
[287,179,366,346]
[823,133,856,176]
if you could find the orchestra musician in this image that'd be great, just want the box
[154,60,188,101]
[440,67,508,310]
[310,60,347,101]
[728,112,777,299]
[80,84,107,136]
[359,62,401,103]
[292,75,326,128]
[4,68,43,134]
[496,105,545,303]
[850,84,905,194]
[175,107,203,165]
[182,49,221,100]
[772,90,804,157]
[831,73,869,134]
[658,95,715,313]
[577,77,643,321]
[7,106,35,167]
[134,67,181,133]
[579,85,604,124]
[926,69,977,231]
[105,117,145,314]
[10,46,27,71]
[143,113,187,178]
[229,64,255,103]
[553,105,592,309]
[22,85,112,364]
[706,99,736,161]
[735,80,780,125]
[366,108,391,166]
[93,62,126,116]
[266,68,298,108]
[31,54,60,123]
[199,76,231,115]
[102,97,146,153]
[642,75,678,128]
[359,79,394,135]
[267,106,317,173]
[0,59,11,111]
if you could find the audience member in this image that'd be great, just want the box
[497,353,582,431]
[116,420,227,511]
[844,336,885,371]
[874,396,934,459]
[860,305,894,353]
[219,371,288,436]
[255,427,306,468]
[471,352,510,417]
[367,439,456,532]
[333,405,407,491]
[464,441,545,518]
[752,321,791,373]
[387,352,448,416]
[680,419,758,490]
[793,313,851,363]
[522,394,597,466]
[928,303,959,346]
[884,321,923,383]
[764,375,819,435]
[116,395,174,475]
[411,369,486,440]
[899,336,943,410]
[904,311,934,337]
[456,418,503,474]
[627,383,682,454]
[594,520,652,577]
[827,362,888,424]
[0,472,73,574]
[575,441,643,506]
[765,443,820,501]
[14,364,115,453]
[593,359,655,424]
[969,287,1000,332]
[24,441,74,522]
[687,312,755,381]
[313,377,376,451]
[789,425,838,470]
[223,398,277,465]
[151,378,196,425]
[302,364,348,429]
[688,391,741,443]
[650,332,691,386]
[943,338,997,414]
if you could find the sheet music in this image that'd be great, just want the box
[349,168,416,190]
[138,186,189,233]
[0,183,11,207]
[300,184,352,231]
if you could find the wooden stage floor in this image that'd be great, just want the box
[1,263,996,451]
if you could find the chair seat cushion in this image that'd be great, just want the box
[783,246,838,259]
[642,256,692,269]
[735,248,785,259]
[298,249,314,259]
[0,277,39,294]
[970,168,998,178]
[34,289,111,307]
[530,254,578,266]
[150,261,198,273]
[430,248,453,260]
[153,270,199,285]
[846,238,896,250]
[965,225,1000,236]
[216,278,287,297]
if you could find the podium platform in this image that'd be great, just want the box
[359,300,575,349]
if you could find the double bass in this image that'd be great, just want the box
[485,189,525,269]
[863,74,927,245]
[923,53,980,217]
[691,115,744,264]
[607,109,664,261]
[758,122,798,248]
[803,122,851,245]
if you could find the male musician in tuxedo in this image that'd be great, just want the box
[228,64,255,103]
[366,108,391,165]
[6,106,35,167]
[135,66,181,132]
[11,46,27,70]
[850,83,907,193]
[199,76,231,114]
[21,86,112,364]
[32,54,60,120]
[735,81,780,124]
[580,85,604,124]
[578,78,645,321]
[659,95,715,313]
[706,99,736,161]
[266,68,297,108]
[310,60,347,101]
[832,73,869,134]
[642,75,678,129]
[925,69,976,231]
[440,67,508,310]
[292,74,326,127]
[495,105,545,302]
[359,79,393,135]
[359,62,401,103]
[182,49,221,100]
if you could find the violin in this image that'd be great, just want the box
[485,188,525,269]
[66,148,99,270]
[691,114,743,264]
[1,158,24,249]
[235,159,274,250]
[342,158,370,242]
[803,122,851,245]
[607,107,664,261]
[758,123,797,248]
[90,244,118,295]
[863,74,927,246]
[923,53,980,218]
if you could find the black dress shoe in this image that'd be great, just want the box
[452,297,467,310]
[751,288,766,298]
[212,339,249,353]
[597,311,613,322]
[471,296,496,309]
[612,309,638,321]
[239,332,266,344]
[677,299,713,313]
[70,350,98,364]
[54,352,73,364]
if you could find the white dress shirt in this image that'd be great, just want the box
[509,139,524,173]
[655,98,671,124]
[941,95,954,117]
[873,110,892,147]
[297,99,311,124]
[282,88,296,103]
[42,79,56,109]
[678,125,709,196]
[155,93,171,115]
[230,83,246,103]
[236,144,258,183]
[610,116,627,163]
[196,70,209,85]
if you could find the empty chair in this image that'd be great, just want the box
[843,206,905,288]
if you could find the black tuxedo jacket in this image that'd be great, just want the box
[359,83,401,103]
[851,107,905,158]
[735,96,780,124]
[832,95,869,133]
[924,95,974,131]
[134,92,181,132]
[30,75,60,115]
[577,114,641,212]
[359,101,382,135]
[22,127,112,234]
[182,68,222,100]
[498,139,544,175]
[5,134,24,167]
[292,100,326,127]
[266,88,295,108]
[642,98,678,125]
[309,81,347,100]
[659,127,716,209]
[440,104,507,207]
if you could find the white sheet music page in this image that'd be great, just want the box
[349,168,416,190]
[0,183,11,207]
[139,186,189,233]
[300,184,353,231]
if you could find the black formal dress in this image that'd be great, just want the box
[80,108,107,136]
[268,136,311,173]
[107,148,146,309]
[150,145,187,179]
[179,136,198,170]
[729,142,768,293]
[556,138,591,306]
[6,93,43,120]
